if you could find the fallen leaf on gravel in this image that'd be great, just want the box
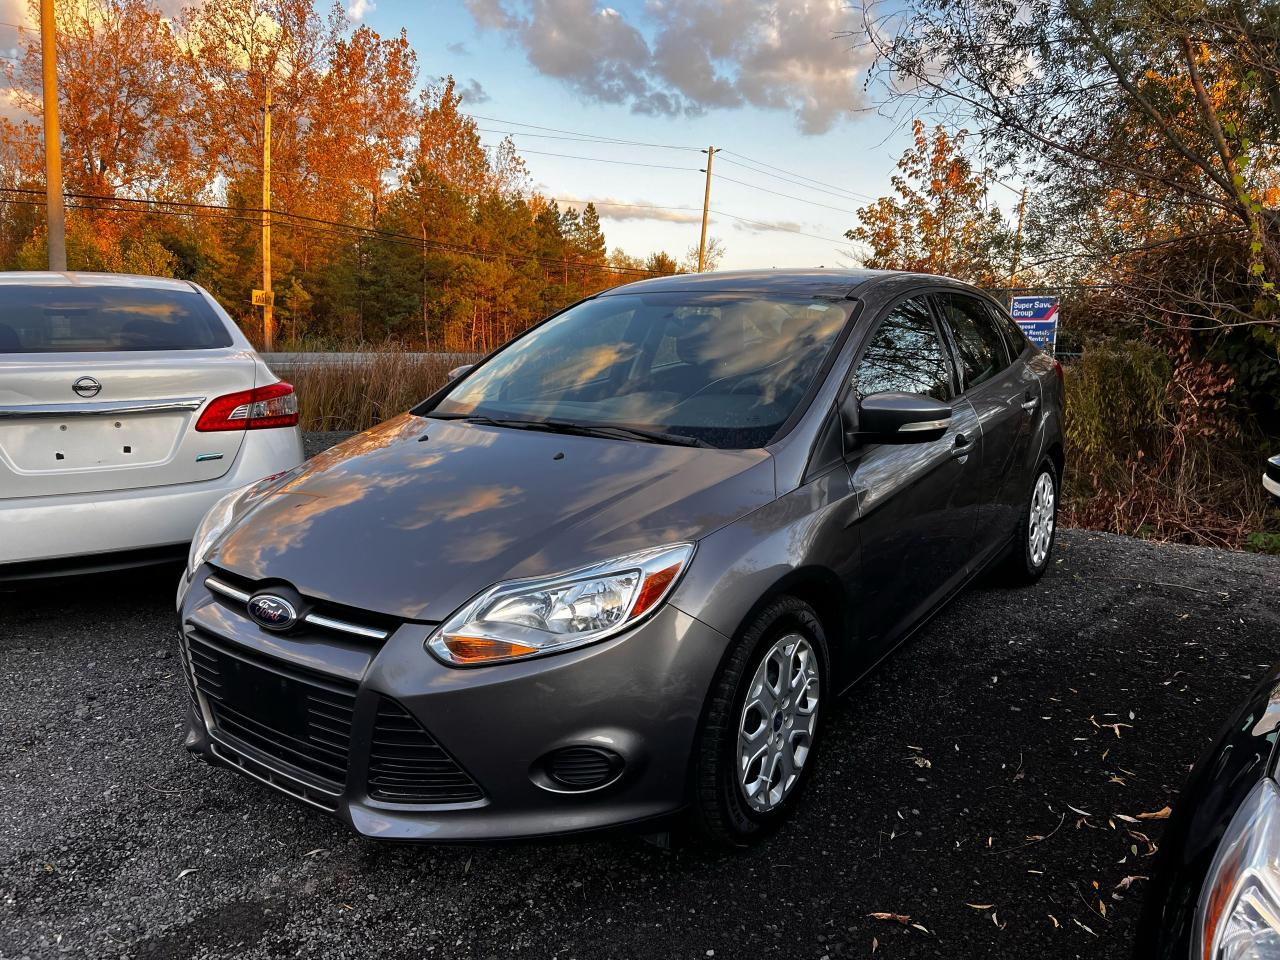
[304,848,325,857]
[966,903,994,910]
[1115,813,1139,823]
[1074,919,1098,937]
[1049,914,1059,928]
[1115,875,1149,892]
[870,937,878,953]
[992,912,1006,930]
[867,913,911,925]
[175,868,197,880]
[1137,806,1172,820]
[1068,805,1093,817]
[910,923,930,934]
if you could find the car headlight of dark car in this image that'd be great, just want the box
[426,543,694,666]
[1198,777,1280,957]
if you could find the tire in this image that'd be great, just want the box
[996,457,1059,586]
[692,596,829,848]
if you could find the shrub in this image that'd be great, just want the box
[275,349,477,433]
[1062,339,1276,549]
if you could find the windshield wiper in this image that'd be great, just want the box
[432,413,710,447]
[539,419,712,448]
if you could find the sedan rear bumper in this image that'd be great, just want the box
[178,574,732,842]
[0,428,302,568]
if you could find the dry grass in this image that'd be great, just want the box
[273,349,477,433]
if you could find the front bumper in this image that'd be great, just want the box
[178,573,731,842]
[1265,455,1280,499]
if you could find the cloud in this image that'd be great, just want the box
[347,0,375,21]
[463,0,870,134]
[560,197,702,223]
[722,215,809,235]
[446,41,471,55]
[457,77,491,104]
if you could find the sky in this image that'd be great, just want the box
[1,0,921,271]
[368,0,911,270]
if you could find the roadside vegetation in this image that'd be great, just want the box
[849,0,1280,551]
[278,350,467,433]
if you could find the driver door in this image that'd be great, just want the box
[845,295,984,655]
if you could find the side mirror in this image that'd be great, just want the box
[447,364,473,382]
[843,391,952,446]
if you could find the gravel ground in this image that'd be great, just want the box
[2,433,1278,959]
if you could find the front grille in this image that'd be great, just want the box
[187,632,357,794]
[367,698,484,805]
[204,565,399,643]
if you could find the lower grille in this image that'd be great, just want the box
[545,746,624,790]
[187,632,356,794]
[367,698,484,805]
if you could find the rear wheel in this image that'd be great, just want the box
[692,597,828,848]
[997,458,1059,586]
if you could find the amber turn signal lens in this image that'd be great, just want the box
[441,635,539,664]
[631,563,682,620]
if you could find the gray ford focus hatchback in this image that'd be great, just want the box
[177,268,1064,846]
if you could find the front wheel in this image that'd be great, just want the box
[692,596,828,848]
[997,458,1059,586]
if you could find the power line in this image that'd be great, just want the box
[718,150,878,203]
[0,186,660,276]
[466,115,698,152]
[712,172,862,216]
[481,144,700,173]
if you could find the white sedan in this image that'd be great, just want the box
[0,272,304,580]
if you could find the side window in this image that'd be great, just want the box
[855,297,953,402]
[989,303,1029,359]
[936,293,1010,390]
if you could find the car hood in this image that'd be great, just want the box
[212,414,775,621]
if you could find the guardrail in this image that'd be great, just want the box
[262,352,478,368]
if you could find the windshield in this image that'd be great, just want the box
[424,292,851,449]
[0,285,232,353]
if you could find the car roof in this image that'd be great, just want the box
[597,267,911,299]
[0,271,196,292]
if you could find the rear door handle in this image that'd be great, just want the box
[1021,394,1039,412]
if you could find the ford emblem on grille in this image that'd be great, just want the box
[247,594,298,631]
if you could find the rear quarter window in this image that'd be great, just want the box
[0,285,233,353]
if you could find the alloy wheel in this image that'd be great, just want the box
[1028,470,1056,567]
[736,633,820,813]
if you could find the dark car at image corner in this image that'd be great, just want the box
[175,268,1065,846]
[1135,661,1280,957]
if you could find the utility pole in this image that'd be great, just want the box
[697,145,717,273]
[430,222,435,350]
[39,0,66,271]
[1009,186,1028,298]
[261,82,274,351]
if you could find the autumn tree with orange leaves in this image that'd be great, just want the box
[0,0,681,349]
[845,121,1006,285]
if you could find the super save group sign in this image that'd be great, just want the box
[1010,296,1060,354]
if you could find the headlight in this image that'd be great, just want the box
[187,487,245,576]
[1198,778,1280,959]
[427,543,694,666]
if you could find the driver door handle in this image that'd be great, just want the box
[950,432,974,459]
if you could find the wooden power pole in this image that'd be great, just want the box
[39,0,66,271]
[261,82,275,351]
[697,146,718,273]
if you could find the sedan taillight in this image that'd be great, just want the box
[196,382,299,432]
